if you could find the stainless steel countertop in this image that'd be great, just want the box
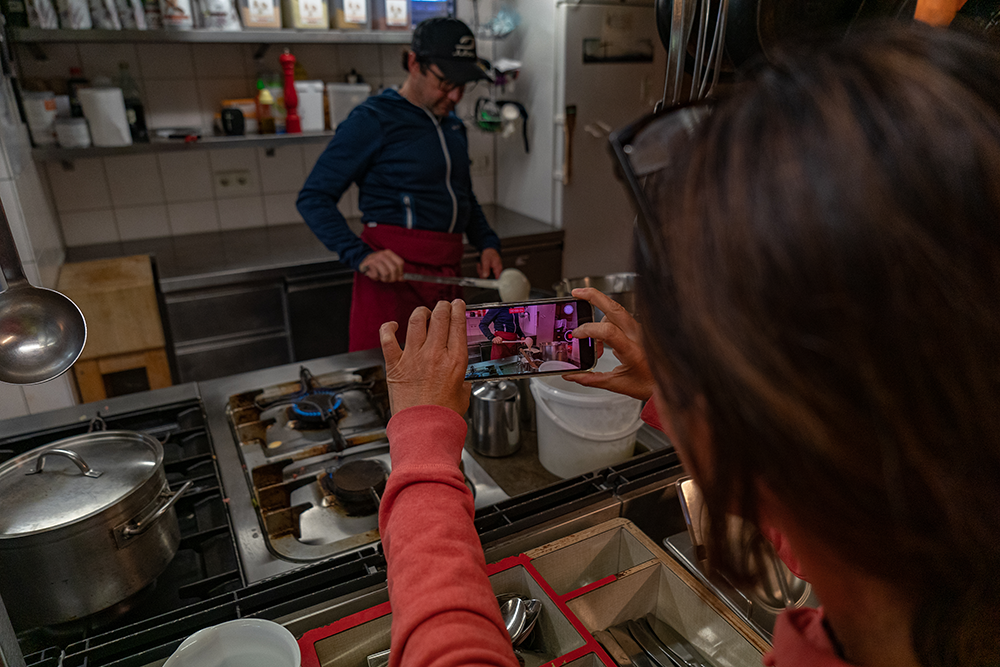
[198,349,510,584]
[64,205,563,293]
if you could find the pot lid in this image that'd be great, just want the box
[472,380,518,402]
[0,431,163,537]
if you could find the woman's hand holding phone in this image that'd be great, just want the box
[563,288,656,402]
[380,300,471,416]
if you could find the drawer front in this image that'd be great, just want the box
[166,284,287,343]
[174,332,292,383]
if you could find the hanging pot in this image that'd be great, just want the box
[0,431,190,630]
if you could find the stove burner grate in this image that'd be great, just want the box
[321,459,388,516]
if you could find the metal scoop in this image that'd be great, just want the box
[403,268,532,303]
[0,199,86,385]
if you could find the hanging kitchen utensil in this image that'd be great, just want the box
[0,196,87,385]
[653,0,917,107]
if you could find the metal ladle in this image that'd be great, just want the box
[403,268,532,303]
[0,199,86,385]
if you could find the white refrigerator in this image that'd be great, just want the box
[495,0,666,279]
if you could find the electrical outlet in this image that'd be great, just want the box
[214,170,252,194]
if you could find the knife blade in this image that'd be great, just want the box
[627,619,686,667]
[644,614,713,667]
[607,624,660,667]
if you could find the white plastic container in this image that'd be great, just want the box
[77,87,132,147]
[55,117,91,148]
[530,351,644,478]
[294,80,325,132]
[23,91,58,146]
[326,82,371,130]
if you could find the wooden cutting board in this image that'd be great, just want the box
[57,255,166,361]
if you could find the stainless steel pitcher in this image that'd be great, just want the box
[470,380,521,457]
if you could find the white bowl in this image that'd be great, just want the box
[163,618,300,667]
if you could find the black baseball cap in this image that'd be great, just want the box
[412,17,492,85]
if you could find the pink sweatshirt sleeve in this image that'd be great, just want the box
[378,405,518,667]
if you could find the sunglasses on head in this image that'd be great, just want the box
[608,101,715,265]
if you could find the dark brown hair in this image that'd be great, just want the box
[636,23,1000,666]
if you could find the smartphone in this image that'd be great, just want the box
[465,297,597,382]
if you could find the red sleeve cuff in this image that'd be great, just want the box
[386,405,467,469]
[641,399,665,432]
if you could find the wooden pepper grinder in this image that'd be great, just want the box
[280,49,301,134]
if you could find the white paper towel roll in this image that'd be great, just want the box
[77,87,132,147]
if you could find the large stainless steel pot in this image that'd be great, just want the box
[0,431,190,630]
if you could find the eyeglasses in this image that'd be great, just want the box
[425,66,465,93]
[608,101,714,265]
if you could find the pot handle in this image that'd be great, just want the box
[25,449,102,478]
[116,480,192,544]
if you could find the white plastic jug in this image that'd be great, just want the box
[163,618,300,667]
[530,351,644,478]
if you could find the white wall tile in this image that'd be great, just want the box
[78,43,140,82]
[380,44,408,80]
[217,195,266,230]
[104,154,165,207]
[290,44,341,81]
[116,204,171,240]
[337,44,382,86]
[60,209,119,246]
[0,179,32,261]
[263,193,302,226]
[158,151,214,202]
[0,382,29,420]
[167,200,220,235]
[209,147,261,199]
[301,141,327,173]
[46,159,111,212]
[21,258,41,284]
[15,160,63,265]
[144,80,203,132]
[196,78,255,132]
[36,247,65,289]
[14,43,81,82]
[473,173,494,205]
[136,44,195,81]
[23,374,77,413]
[343,182,360,218]
[257,145,305,195]
[191,44,248,79]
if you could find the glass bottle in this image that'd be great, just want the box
[117,62,149,143]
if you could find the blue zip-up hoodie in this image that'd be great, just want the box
[297,89,501,271]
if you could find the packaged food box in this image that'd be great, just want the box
[331,0,368,29]
[282,0,328,29]
[238,0,280,28]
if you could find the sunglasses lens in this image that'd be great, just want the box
[626,105,712,178]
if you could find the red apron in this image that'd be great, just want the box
[349,224,465,352]
[490,330,520,360]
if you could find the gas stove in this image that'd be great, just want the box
[203,350,509,583]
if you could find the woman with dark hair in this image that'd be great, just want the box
[375,23,1000,667]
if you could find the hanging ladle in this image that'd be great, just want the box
[0,198,86,385]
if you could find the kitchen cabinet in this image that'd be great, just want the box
[286,269,353,361]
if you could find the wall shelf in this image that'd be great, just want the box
[31,130,335,161]
[11,27,413,45]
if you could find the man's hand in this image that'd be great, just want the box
[563,287,655,402]
[478,248,503,279]
[492,335,503,344]
[380,300,471,415]
[360,249,405,282]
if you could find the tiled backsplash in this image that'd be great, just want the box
[16,40,497,246]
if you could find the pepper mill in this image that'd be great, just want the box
[280,49,301,134]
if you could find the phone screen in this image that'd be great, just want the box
[465,298,596,382]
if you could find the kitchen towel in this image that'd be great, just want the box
[77,87,132,147]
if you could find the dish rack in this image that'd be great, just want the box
[297,518,771,667]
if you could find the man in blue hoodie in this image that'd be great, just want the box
[297,17,503,352]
